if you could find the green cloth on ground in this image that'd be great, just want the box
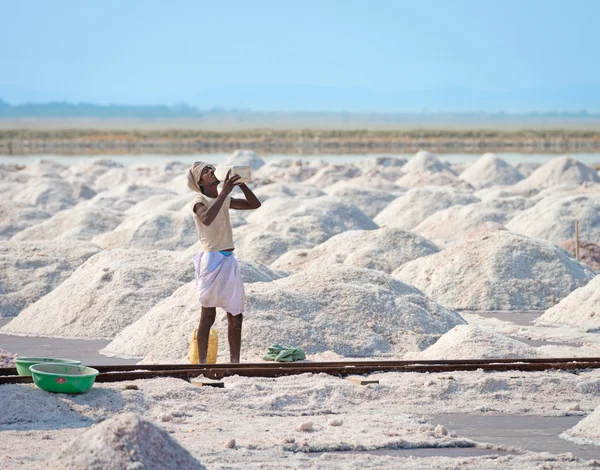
[262,344,306,362]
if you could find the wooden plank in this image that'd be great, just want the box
[348,378,379,385]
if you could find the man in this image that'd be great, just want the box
[187,161,261,363]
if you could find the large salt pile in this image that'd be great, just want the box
[82,183,178,212]
[251,182,325,202]
[392,231,596,311]
[0,240,101,317]
[374,187,479,230]
[514,161,541,177]
[1,249,192,338]
[459,153,524,188]
[411,198,531,247]
[64,158,125,188]
[244,196,378,245]
[0,200,51,239]
[92,205,197,251]
[324,174,406,196]
[355,155,407,171]
[102,260,287,359]
[561,406,600,446]
[103,265,465,362]
[505,194,600,242]
[536,275,600,330]
[12,179,96,214]
[306,163,362,188]
[409,325,537,360]
[394,151,469,189]
[558,239,600,272]
[271,227,439,274]
[254,159,320,183]
[222,149,265,171]
[42,413,205,470]
[11,205,124,242]
[233,227,312,264]
[400,150,454,175]
[324,187,397,218]
[0,348,17,367]
[125,192,193,216]
[513,156,600,191]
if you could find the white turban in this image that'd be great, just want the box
[187,161,215,193]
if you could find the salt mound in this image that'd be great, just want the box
[324,175,406,195]
[92,206,196,251]
[0,348,17,367]
[20,159,68,179]
[2,249,192,338]
[104,264,465,362]
[395,171,473,190]
[66,159,125,188]
[0,240,101,317]
[459,153,524,189]
[233,227,312,264]
[125,193,193,216]
[464,222,507,239]
[0,383,88,430]
[83,184,177,212]
[223,149,265,171]
[505,194,600,242]
[514,156,600,191]
[410,325,537,360]
[254,159,319,183]
[324,187,397,218]
[12,205,124,242]
[401,150,456,175]
[562,405,600,445]
[412,198,530,247]
[393,231,596,311]
[271,227,439,274]
[374,187,479,230]
[537,275,600,330]
[12,178,96,214]
[102,261,287,359]
[246,196,378,245]
[252,182,325,201]
[43,413,205,470]
[558,239,600,272]
[0,200,51,239]
[305,164,362,188]
[514,161,541,177]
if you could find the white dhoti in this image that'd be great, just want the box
[193,251,245,315]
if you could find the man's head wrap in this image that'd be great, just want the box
[187,161,215,193]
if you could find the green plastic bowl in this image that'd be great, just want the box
[29,363,99,394]
[15,357,82,376]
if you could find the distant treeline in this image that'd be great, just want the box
[2,128,600,155]
[1,98,599,120]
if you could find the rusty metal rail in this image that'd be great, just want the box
[2,358,600,385]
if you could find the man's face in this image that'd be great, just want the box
[199,165,217,186]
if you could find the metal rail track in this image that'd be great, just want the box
[2,357,600,385]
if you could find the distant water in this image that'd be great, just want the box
[1,152,600,166]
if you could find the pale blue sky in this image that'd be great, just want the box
[1,0,599,112]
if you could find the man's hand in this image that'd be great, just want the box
[221,170,242,195]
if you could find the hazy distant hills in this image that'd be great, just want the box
[1,98,600,132]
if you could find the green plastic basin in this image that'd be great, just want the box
[29,363,99,394]
[15,357,82,376]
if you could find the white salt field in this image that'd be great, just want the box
[2,150,600,468]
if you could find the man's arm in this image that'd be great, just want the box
[230,183,261,210]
